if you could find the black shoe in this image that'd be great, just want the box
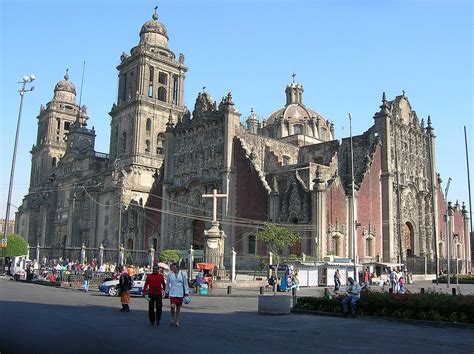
[120,308,126,312]
[156,322,160,326]
[150,323,155,326]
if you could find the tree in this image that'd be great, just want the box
[6,234,28,257]
[256,224,300,260]
[159,249,180,264]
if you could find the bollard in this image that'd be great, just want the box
[259,286,264,295]
[420,288,425,294]
[227,285,232,295]
[452,287,456,296]
[291,287,297,305]
[324,287,329,297]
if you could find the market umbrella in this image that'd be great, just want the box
[157,262,170,270]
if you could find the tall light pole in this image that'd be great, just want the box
[3,75,35,243]
[349,113,357,282]
[445,177,452,288]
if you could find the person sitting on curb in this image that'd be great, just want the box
[342,277,361,318]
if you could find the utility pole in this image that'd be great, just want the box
[445,177,452,288]
[3,75,35,244]
[349,113,357,282]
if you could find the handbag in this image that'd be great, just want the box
[180,272,191,305]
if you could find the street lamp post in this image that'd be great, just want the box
[445,177,452,288]
[3,75,35,244]
[349,113,357,282]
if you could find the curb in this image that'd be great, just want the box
[290,309,474,329]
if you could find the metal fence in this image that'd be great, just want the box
[405,256,465,275]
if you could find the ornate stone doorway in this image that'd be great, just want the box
[192,219,205,250]
[403,222,414,257]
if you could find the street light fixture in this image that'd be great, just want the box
[3,75,36,244]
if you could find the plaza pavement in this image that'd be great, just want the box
[0,276,473,354]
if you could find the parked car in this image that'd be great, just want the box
[99,272,147,296]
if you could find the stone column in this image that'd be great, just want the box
[36,243,40,263]
[373,94,395,262]
[118,244,124,266]
[461,204,471,273]
[313,168,326,259]
[99,243,104,267]
[149,245,155,267]
[231,247,236,283]
[188,245,194,279]
[80,243,86,264]
[27,244,30,260]
[204,221,226,279]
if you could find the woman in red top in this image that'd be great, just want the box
[143,265,166,325]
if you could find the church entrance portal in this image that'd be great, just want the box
[192,219,205,250]
[403,222,414,257]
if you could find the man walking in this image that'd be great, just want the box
[83,266,93,292]
[118,266,133,312]
[389,269,398,292]
[143,265,166,326]
[342,277,361,317]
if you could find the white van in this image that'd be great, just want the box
[10,255,30,281]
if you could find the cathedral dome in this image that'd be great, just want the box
[139,8,169,47]
[261,78,334,142]
[53,70,76,103]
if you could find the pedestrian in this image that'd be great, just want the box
[398,275,406,294]
[143,264,166,326]
[165,263,189,327]
[364,268,369,287]
[334,269,341,291]
[83,266,93,292]
[342,277,361,317]
[389,269,398,292]
[118,266,133,312]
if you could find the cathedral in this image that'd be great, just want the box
[15,10,471,273]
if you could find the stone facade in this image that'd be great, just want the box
[15,10,471,272]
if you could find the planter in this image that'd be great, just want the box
[258,294,292,315]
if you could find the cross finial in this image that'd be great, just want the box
[152,6,158,20]
[202,86,206,93]
[291,71,296,83]
[64,68,69,80]
[402,90,405,97]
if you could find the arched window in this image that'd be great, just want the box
[52,157,57,168]
[145,140,150,153]
[439,242,444,258]
[293,124,303,134]
[127,238,133,250]
[172,75,179,104]
[158,87,167,102]
[152,238,158,250]
[156,133,165,154]
[247,235,256,254]
[331,236,340,256]
[121,132,127,153]
[148,66,154,97]
[456,244,462,259]
[365,237,374,257]
[146,118,151,131]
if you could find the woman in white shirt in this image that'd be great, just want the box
[165,263,189,327]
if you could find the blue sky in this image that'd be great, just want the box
[1,0,473,222]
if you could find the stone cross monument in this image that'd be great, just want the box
[202,189,227,279]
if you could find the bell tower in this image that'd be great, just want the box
[109,8,187,171]
[30,70,87,191]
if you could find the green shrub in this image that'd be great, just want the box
[294,292,474,323]
[6,234,28,257]
[159,249,180,264]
